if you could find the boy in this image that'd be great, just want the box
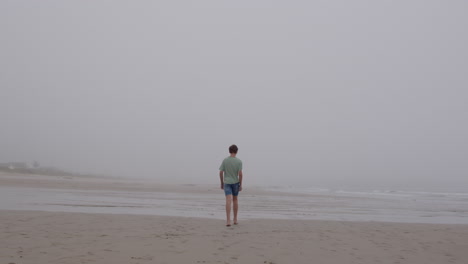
[219,144,243,226]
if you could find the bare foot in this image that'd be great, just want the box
[226,220,231,227]
[234,219,238,225]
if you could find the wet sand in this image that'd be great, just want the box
[2,172,467,223]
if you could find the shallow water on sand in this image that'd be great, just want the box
[1,186,467,224]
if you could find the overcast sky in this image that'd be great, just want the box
[1,1,467,190]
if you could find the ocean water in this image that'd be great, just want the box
[264,185,468,223]
[1,185,467,224]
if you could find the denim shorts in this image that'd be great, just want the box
[224,183,240,196]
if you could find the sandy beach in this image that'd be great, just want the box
[2,210,468,264]
[1,172,468,264]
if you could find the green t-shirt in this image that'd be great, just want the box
[219,156,243,184]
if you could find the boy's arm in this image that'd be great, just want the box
[238,170,243,191]
[219,171,224,189]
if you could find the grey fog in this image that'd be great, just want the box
[1,1,467,191]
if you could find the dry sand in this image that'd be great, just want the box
[1,172,468,264]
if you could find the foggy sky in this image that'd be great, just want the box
[1,1,467,189]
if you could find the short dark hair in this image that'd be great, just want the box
[229,144,238,154]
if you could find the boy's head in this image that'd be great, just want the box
[229,144,238,154]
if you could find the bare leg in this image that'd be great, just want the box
[225,195,232,226]
[233,195,238,224]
